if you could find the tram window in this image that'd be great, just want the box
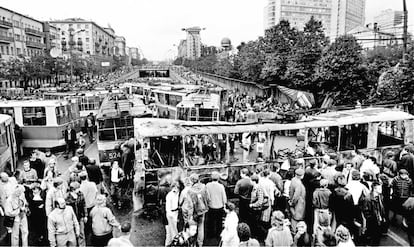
[169,95,181,107]
[199,109,213,121]
[56,106,71,125]
[338,124,368,151]
[0,129,8,154]
[0,107,14,119]
[378,121,404,147]
[22,107,46,126]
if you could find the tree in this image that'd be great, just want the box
[260,20,299,85]
[285,16,328,92]
[236,38,266,82]
[314,35,373,105]
[213,56,238,78]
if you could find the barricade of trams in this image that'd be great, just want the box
[130,107,414,211]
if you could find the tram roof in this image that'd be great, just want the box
[97,94,150,119]
[134,107,414,137]
[0,99,72,107]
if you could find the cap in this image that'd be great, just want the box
[295,168,304,176]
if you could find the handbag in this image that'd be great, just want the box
[4,216,15,227]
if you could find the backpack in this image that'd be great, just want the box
[188,186,209,217]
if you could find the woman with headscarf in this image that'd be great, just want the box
[265,210,293,247]
[335,225,355,247]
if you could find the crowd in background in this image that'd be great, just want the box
[0,132,136,246]
[159,144,414,247]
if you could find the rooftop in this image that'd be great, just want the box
[134,107,414,137]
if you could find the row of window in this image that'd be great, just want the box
[0,46,42,56]
[0,16,42,31]
[0,106,75,126]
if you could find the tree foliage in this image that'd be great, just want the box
[285,17,328,92]
[260,20,298,85]
[314,35,373,105]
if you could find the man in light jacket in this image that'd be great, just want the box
[289,168,306,232]
[90,194,120,246]
[48,198,80,247]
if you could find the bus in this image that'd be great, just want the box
[0,99,81,150]
[131,107,414,211]
[97,93,153,168]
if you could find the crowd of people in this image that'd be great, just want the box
[0,140,136,247]
[158,144,414,247]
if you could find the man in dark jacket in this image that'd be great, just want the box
[64,125,77,157]
[361,181,386,246]
[398,145,414,181]
[85,113,95,143]
[86,159,103,185]
[329,173,355,235]
[234,168,253,223]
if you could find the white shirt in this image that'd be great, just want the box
[165,190,179,218]
[111,168,120,183]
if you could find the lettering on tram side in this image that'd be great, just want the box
[99,149,121,163]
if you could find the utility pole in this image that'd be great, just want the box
[403,0,408,63]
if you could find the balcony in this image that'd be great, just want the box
[0,35,14,43]
[26,41,46,49]
[0,20,13,29]
[25,28,44,37]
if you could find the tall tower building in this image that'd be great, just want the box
[263,0,366,40]
[263,0,332,36]
[183,27,202,60]
[330,0,366,39]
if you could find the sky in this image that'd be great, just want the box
[2,0,413,61]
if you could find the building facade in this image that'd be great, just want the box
[177,39,187,58]
[347,25,396,50]
[374,9,404,30]
[43,22,61,52]
[330,0,366,39]
[264,0,365,40]
[114,36,126,56]
[0,6,46,60]
[50,18,115,65]
[263,0,332,36]
[184,27,202,60]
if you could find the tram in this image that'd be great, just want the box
[0,99,81,149]
[96,93,153,168]
[131,107,414,211]
[43,91,105,117]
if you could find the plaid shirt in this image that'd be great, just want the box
[392,176,413,199]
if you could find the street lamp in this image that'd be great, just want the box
[61,28,85,83]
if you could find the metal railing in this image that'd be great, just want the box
[0,35,14,42]
[26,41,46,48]
[0,20,12,28]
[25,28,44,37]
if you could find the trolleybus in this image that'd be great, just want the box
[97,93,153,168]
